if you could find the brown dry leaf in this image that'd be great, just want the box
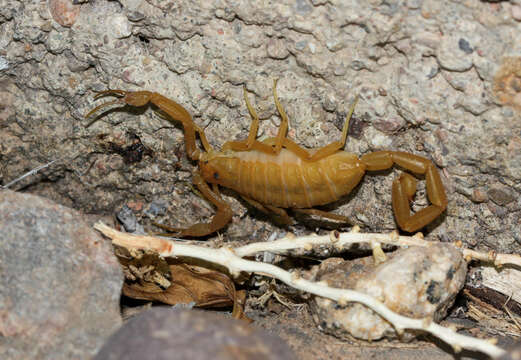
[123,262,249,321]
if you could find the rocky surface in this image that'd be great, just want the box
[1,0,520,251]
[0,0,520,358]
[311,243,466,340]
[94,307,296,360]
[253,306,494,360]
[0,189,123,360]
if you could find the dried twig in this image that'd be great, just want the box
[1,153,79,189]
[234,226,521,269]
[94,222,508,358]
[1,159,61,189]
[462,249,521,269]
[503,294,521,333]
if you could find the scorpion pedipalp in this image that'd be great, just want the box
[93,89,127,100]
[85,99,124,118]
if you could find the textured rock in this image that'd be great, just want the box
[0,189,123,360]
[311,244,467,341]
[0,0,519,256]
[95,308,295,360]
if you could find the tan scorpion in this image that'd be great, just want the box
[86,80,447,237]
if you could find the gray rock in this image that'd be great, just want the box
[95,308,296,360]
[311,244,467,341]
[0,189,123,360]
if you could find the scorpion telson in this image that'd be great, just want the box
[86,80,447,237]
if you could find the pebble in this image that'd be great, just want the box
[471,188,489,203]
[110,14,132,39]
[116,204,145,233]
[488,185,515,206]
[436,35,473,72]
[458,38,473,54]
[267,38,290,60]
[95,308,296,360]
[0,56,8,70]
[369,131,393,148]
[311,244,466,341]
[48,0,81,27]
[512,5,521,21]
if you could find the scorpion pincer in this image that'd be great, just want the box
[86,80,447,237]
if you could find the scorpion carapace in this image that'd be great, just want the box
[86,80,447,237]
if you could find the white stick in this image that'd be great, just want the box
[235,227,521,268]
[94,222,507,358]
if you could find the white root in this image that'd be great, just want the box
[94,222,518,359]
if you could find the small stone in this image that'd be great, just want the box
[370,132,393,148]
[116,205,145,233]
[458,38,473,54]
[95,308,296,360]
[267,38,289,60]
[373,114,405,133]
[322,93,337,112]
[48,0,81,27]
[110,14,132,39]
[488,185,515,206]
[144,200,169,218]
[436,35,473,72]
[46,30,68,54]
[333,64,347,76]
[0,56,8,71]
[471,188,488,203]
[311,244,466,341]
[512,5,521,21]
[127,11,145,22]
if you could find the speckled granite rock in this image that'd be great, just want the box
[0,189,123,360]
[94,307,296,360]
[311,243,466,341]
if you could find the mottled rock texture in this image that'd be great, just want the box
[95,307,296,360]
[311,243,467,340]
[0,0,519,262]
[0,189,123,360]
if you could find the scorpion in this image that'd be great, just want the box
[86,80,447,237]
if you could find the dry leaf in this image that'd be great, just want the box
[122,261,249,321]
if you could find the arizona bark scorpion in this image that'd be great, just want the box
[86,80,447,237]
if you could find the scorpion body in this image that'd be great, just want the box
[200,148,365,209]
[87,80,447,237]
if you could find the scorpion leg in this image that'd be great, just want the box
[361,151,448,232]
[243,85,261,148]
[154,172,233,237]
[86,90,211,160]
[272,79,289,154]
[222,86,277,154]
[303,95,359,161]
[226,80,317,158]
[241,196,292,225]
[265,94,359,162]
[293,208,353,224]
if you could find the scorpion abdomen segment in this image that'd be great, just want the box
[205,149,366,209]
